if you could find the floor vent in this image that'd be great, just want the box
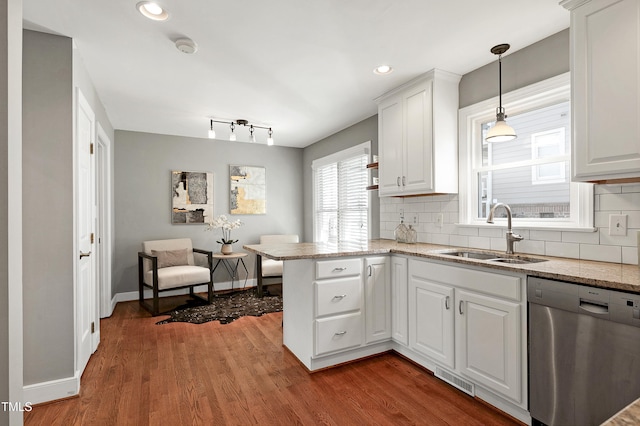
[435,367,475,396]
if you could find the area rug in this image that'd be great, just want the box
[156,289,282,325]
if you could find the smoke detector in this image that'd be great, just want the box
[175,38,198,54]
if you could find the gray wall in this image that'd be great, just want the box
[302,115,379,241]
[459,29,569,108]
[22,30,75,386]
[113,131,304,295]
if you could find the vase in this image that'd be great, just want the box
[221,243,233,255]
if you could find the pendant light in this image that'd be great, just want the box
[208,119,216,139]
[485,44,517,143]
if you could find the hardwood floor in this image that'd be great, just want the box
[25,295,523,425]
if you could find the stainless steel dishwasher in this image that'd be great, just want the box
[528,277,640,426]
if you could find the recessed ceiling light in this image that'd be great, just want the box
[136,2,169,21]
[374,65,393,75]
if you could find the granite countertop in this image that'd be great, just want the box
[243,239,640,294]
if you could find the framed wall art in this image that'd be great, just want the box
[171,170,214,224]
[229,165,266,215]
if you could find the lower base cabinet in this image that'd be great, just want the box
[408,258,526,406]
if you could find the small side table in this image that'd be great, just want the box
[211,252,249,292]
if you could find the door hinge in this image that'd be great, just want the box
[90,143,94,154]
[91,233,94,244]
[91,322,95,334]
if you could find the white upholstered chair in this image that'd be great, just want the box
[138,238,213,315]
[256,234,299,296]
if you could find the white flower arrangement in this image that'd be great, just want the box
[205,214,243,244]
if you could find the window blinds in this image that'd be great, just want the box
[314,151,368,243]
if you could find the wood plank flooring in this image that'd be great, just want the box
[25,295,523,425]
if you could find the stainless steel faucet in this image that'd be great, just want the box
[487,203,524,255]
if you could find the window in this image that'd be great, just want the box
[459,73,594,229]
[312,142,370,243]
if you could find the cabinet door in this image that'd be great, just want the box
[364,256,391,344]
[408,272,454,369]
[403,79,434,193]
[570,0,640,181]
[391,256,408,346]
[456,289,521,402]
[378,95,404,196]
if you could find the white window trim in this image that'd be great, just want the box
[530,127,566,185]
[458,72,595,230]
[311,141,372,242]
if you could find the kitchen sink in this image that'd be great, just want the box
[439,250,547,264]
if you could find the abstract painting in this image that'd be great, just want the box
[172,171,214,224]
[230,165,266,215]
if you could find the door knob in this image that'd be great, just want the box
[79,251,92,259]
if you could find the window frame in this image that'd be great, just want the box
[458,72,594,230]
[312,141,372,243]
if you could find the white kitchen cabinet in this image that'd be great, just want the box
[375,69,460,196]
[405,258,526,407]
[456,289,521,402]
[563,0,640,182]
[390,256,408,346]
[364,256,391,344]
[408,264,455,368]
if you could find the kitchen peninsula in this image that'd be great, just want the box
[244,239,640,424]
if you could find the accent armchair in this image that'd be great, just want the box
[138,238,213,316]
[256,234,299,296]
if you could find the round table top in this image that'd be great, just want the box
[212,251,248,259]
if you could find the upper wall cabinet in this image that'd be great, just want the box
[375,69,461,197]
[563,0,640,183]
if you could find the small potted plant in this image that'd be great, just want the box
[206,214,243,255]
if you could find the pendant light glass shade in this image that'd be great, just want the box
[486,108,516,142]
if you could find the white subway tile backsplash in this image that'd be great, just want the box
[479,227,503,238]
[562,230,600,244]
[545,241,580,259]
[622,246,638,265]
[529,230,562,242]
[380,186,640,264]
[468,236,492,249]
[600,228,638,247]
[595,184,622,195]
[599,192,640,211]
[580,244,621,263]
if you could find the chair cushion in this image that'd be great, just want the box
[261,258,283,277]
[151,248,189,268]
[259,234,299,244]
[145,265,210,290]
[142,238,195,265]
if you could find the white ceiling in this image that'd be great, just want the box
[22,0,569,148]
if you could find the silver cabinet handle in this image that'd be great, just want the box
[332,267,347,272]
[368,265,372,277]
[445,296,450,310]
[459,300,464,315]
[334,331,347,336]
[333,294,347,300]
[79,251,92,259]
[397,176,401,186]
[402,176,406,186]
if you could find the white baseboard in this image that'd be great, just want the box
[23,374,80,405]
[115,278,258,303]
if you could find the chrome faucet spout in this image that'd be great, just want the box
[487,203,523,254]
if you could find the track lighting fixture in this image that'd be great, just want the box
[207,119,275,145]
[485,43,517,143]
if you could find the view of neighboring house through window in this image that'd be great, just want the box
[313,142,370,243]
[459,73,593,229]
[478,101,570,219]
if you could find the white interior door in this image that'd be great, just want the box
[76,89,97,375]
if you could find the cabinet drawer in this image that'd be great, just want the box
[315,312,363,356]
[316,258,362,280]
[315,276,362,317]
